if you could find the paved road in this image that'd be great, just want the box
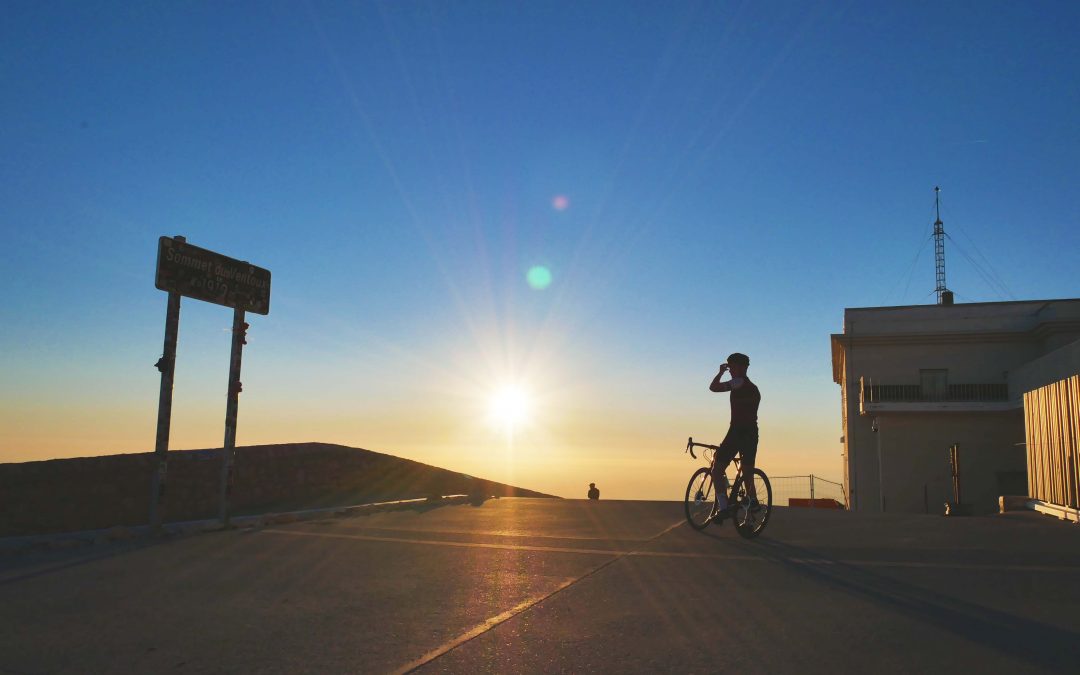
[3,498,1080,674]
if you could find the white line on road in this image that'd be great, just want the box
[261,527,1080,573]
[263,526,695,674]
[323,525,663,542]
[261,525,1080,672]
[386,518,687,674]
[388,577,583,675]
[262,529,630,556]
[835,559,1080,573]
[631,550,1080,572]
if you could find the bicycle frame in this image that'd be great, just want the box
[684,436,771,537]
[686,437,742,516]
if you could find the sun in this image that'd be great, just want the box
[487,385,531,434]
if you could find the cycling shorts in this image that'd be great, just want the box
[716,424,758,467]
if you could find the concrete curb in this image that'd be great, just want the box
[0,495,472,556]
[1027,498,1080,523]
[998,495,1029,513]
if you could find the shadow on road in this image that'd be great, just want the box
[0,539,165,587]
[738,534,1080,672]
[0,498,476,587]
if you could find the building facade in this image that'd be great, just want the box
[831,299,1080,515]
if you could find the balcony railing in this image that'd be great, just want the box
[861,381,1009,403]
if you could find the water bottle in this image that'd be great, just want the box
[717,474,729,510]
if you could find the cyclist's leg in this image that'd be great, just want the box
[712,428,737,490]
[741,427,760,501]
[742,459,757,501]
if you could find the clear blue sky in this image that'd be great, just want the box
[2,1,1078,498]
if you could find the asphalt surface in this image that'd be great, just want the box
[3,498,1080,674]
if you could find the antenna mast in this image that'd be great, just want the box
[933,186,951,305]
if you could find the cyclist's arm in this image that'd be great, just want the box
[709,371,727,392]
[709,372,746,393]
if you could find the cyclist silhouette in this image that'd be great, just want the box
[709,352,761,507]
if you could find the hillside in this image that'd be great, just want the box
[0,442,556,537]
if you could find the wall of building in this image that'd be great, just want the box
[834,299,1080,513]
[833,300,1080,509]
[874,412,1025,515]
[840,369,852,506]
[846,340,1037,388]
[1010,338,1080,403]
[840,340,1029,512]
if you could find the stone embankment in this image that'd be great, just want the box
[0,442,552,537]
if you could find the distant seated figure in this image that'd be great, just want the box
[588,482,600,500]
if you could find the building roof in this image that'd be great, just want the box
[840,297,1080,313]
[829,298,1080,383]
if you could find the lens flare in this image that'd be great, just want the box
[552,195,569,211]
[526,266,552,290]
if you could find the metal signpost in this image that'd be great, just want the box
[949,444,962,505]
[945,443,970,516]
[219,308,248,525]
[151,235,271,531]
[150,276,182,531]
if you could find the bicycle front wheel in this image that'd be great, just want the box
[684,467,717,530]
[732,468,772,539]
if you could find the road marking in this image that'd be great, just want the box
[632,551,1080,573]
[0,548,139,586]
[629,550,766,561]
[385,518,687,674]
[261,527,1080,573]
[835,559,1080,573]
[388,576,585,675]
[330,525,662,543]
[262,529,629,556]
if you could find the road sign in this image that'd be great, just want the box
[150,235,271,531]
[155,237,271,315]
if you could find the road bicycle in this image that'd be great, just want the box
[683,437,772,539]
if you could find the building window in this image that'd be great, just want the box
[920,369,948,401]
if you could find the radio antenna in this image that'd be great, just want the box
[933,187,952,305]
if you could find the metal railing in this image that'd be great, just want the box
[769,475,846,507]
[862,381,1008,403]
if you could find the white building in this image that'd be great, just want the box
[831,298,1080,515]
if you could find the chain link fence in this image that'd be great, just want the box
[769,475,846,508]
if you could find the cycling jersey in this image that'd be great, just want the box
[717,377,761,427]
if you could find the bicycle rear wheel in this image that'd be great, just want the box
[732,468,772,539]
[684,467,717,530]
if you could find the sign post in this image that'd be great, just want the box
[218,308,247,525]
[945,443,970,516]
[152,236,270,531]
[149,237,185,531]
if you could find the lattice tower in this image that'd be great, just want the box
[933,186,947,304]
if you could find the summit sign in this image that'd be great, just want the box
[155,237,271,315]
[150,235,272,531]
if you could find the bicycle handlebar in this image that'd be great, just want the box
[686,436,724,459]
